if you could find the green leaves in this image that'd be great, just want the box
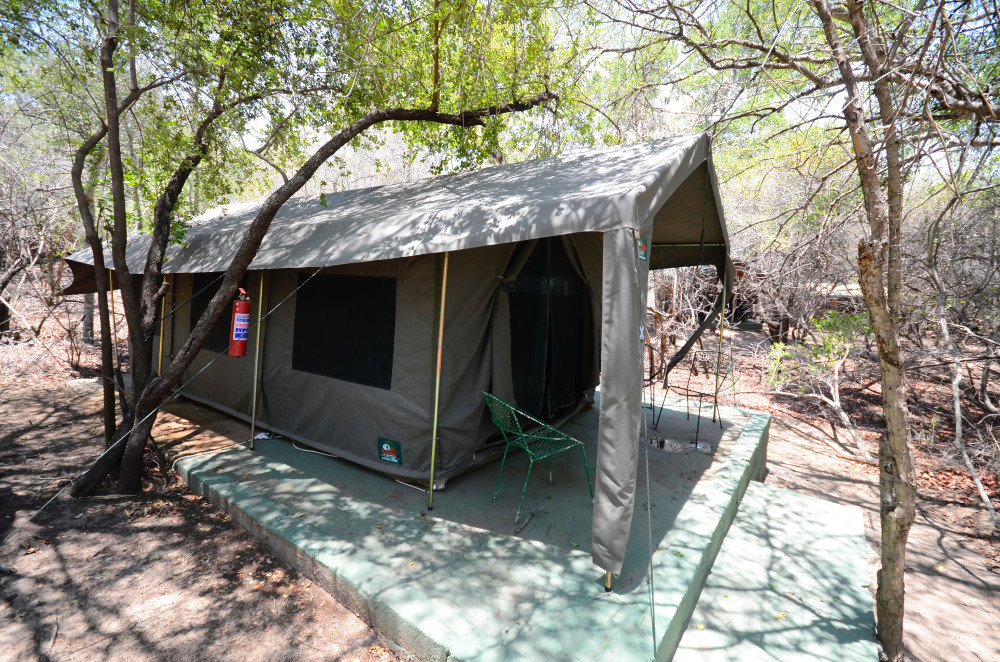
[766,341,792,389]
[5,0,579,294]
[766,311,868,391]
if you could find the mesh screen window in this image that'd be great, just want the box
[190,273,234,354]
[292,274,396,390]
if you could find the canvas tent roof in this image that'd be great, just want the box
[65,133,728,286]
[64,133,732,577]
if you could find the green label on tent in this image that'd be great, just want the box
[637,235,649,261]
[378,437,402,464]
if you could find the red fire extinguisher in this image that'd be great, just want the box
[229,288,251,357]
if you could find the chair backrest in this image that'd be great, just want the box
[482,392,524,438]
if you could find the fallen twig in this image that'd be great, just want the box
[56,635,109,659]
[48,617,59,654]
[272,596,324,652]
[514,506,542,535]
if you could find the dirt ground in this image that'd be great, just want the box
[764,415,1000,661]
[684,329,1000,661]
[0,382,399,662]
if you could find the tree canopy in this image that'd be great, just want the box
[1,0,573,496]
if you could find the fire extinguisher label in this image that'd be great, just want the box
[377,437,402,464]
[232,313,250,340]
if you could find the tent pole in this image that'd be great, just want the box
[108,269,121,373]
[428,251,450,510]
[249,273,265,451]
[712,277,727,423]
[157,276,167,376]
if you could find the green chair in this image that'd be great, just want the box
[482,392,594,524]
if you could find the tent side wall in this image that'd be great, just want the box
[256,258,439,479]
[434,243,517,475]
[157,237,603,482]
[169,271,260,417]
[163,257,441,479]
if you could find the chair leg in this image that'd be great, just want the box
[580,444,594,501]
[493,444,512,502]
[516,460,534,524]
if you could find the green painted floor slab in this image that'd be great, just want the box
[168,394,777,661]
[675,481,877,661]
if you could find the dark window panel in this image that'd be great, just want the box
[292,274,396,390]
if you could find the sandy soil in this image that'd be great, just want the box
[679,328,1000,661]
[764,414,1000,662]
[0,383,399,662]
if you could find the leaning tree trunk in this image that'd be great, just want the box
[116,397,158,493]
[70,411,133,497]
[829,401,876,465]
[69,90,560,496]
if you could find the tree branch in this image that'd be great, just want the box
[145,90,558,409]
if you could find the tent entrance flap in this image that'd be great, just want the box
[507,238,591,421]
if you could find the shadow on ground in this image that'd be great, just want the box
[0,384,393,662]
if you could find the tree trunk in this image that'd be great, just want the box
[940,327,1000,530]
[829,362,875,463]
[116,400,157,493]
[930,266,1000,530]
[82,293,94,343]
[0,260,24,338]
[69,411,133,497]
[859,243,917,661]
[977,356,999,415]
[813,3,917,658]
[830,401,875,464]
[71,137,118,446]
[101,0,147,400]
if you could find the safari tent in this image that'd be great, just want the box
[64,133,732,574]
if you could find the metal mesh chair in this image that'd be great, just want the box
[482,392,594,524]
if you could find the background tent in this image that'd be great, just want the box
[65,133,732,575]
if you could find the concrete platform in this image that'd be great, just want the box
[675,482,877,661]
[159,393,771,661]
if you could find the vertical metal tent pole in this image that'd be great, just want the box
[108,268,114,328]
[712,277,727,424]
[249,273,265,451]
[108,269,121,371]
[168,275,175,376]
[157,276,167,376]
[730,330,738,407]
[428,251,450,510]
